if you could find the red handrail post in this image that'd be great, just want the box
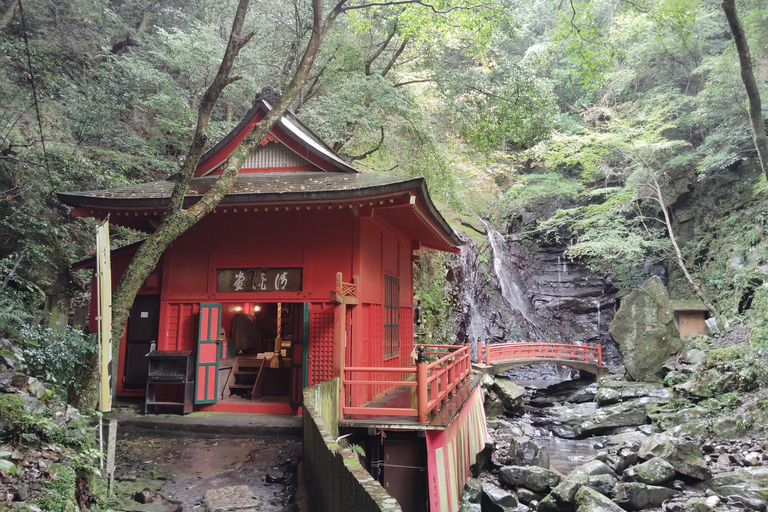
[484,340,490,366]
[597,344,602,366]
[416,346,428,423]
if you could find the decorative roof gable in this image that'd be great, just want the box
[195,87,357,177]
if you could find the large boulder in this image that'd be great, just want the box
[609,277,682,381]
[613,483,676,510]
[499,465,561,493]
[539,464,591,512]
[573,486,624,512]
[638,433,711,481]
[623,457,676,485]
[492,377,525,411]
[702,467,768,510]
[538,398,654,438]
[595,380,670,406]
[509,439,550,469]
[481,482,518,512]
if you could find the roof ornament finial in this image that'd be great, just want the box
[253,87,281,106]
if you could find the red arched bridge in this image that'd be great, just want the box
[474,342,608,378]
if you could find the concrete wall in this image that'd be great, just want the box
[303,379,402,512]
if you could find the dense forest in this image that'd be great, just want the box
[1,0,768,507]
[1,0,767,331]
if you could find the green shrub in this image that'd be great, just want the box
[19,325,97,404]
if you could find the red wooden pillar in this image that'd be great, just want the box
[416,346,428,423]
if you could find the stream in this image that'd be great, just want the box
[505,377,603,474]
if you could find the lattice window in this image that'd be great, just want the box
[384,275,400,358]
[308,304,335,386]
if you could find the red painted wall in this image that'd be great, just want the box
[99,207,418,399]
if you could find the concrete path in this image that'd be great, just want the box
[106,409,303,437]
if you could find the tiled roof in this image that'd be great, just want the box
[58,172,418,207]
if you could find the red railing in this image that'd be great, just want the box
[478,342,602,366]
[343,344,471,423]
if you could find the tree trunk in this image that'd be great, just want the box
[648,174,719,318]
[723,0,768,181]
[111,0,335,342]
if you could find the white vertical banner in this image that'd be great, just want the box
[96,220,112,412]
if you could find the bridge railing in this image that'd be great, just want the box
[479,342,602,366]
[343,343,471,423]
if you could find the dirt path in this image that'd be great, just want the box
[113,426,301,511]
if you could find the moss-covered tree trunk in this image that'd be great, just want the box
[723,0,768,181]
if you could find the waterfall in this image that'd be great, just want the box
[594,300,601,331]
[557,256,562,283]
[481,220,537,326]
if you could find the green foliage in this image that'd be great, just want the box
[19,326,97,404]
[502,172,582,211]
[413,252,454,342]
[36,463,78,512]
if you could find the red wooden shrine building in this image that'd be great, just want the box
[60,89,487,512]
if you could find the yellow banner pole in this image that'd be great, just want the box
[96,220,112,413]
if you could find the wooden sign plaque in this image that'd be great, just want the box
[216,268,302,293]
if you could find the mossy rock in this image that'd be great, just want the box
[609,276,682,381]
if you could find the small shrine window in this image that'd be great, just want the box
[384,275,400,358]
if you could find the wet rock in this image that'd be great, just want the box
[577,398,654,437]
[481,481,518,512]
[485,390,505,418]
[608,276,682,381]
[638,433,711,481]
[459,501,482,512]
[613,482,676,510]
[568,383,599,404]
[499,465,561,493]
[517,488,544,505]
[265,471,285,483]
[587,474,616,496]
[540,465,590,511]
[464,477,483,503]
[623,457,676,485]
[472,442,494,477]
[509,439,550,468]
[594,380,669,406]
[702,466,768,510]
[534,402,598,438]
[682,497,712,512]
[203,485,262,512]
[573,486,624,512]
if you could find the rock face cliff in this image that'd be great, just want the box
[444,224,621,365]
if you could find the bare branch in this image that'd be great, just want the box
[346,126,386,160]
[238,31,257,51]
[366,22,398,75]
[381,37,408,77]
[394,78,434,87]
